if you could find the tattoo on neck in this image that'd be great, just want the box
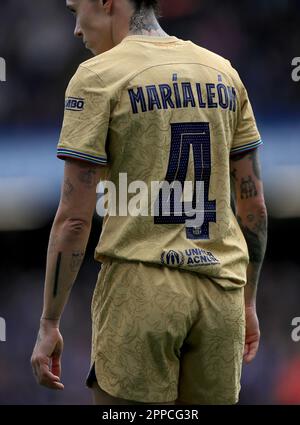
[129,7,161,35]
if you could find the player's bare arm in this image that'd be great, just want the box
[230,149,268,304]
[230,149,268,363]
[31,159,103,390]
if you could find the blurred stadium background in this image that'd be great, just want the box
[1,0,300,405]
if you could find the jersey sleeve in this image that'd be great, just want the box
[57,65,109,165]
[231,73,262,155]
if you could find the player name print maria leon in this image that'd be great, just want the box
[128,77,237,113]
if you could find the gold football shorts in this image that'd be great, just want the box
[87,258,245,404]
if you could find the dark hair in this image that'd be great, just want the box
[130,0,159,12]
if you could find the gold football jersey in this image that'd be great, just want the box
[58,35,262,288]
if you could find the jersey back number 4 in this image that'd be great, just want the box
[154,122,216,240]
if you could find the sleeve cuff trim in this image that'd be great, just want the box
[57,148,107,165]
[231,139,263,155]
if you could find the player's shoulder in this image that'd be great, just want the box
[188,41,238,77]
[75,42,128,82]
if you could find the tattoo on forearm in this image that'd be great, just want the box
[231,149,261,179]
[70,251,85,272]
[53,252,62,298]
[237,213,267,263]
[63,178,74,201]
[232,149,267,296]
[253,211,268,233]
[78,166,97,188]
[241,176,258,199]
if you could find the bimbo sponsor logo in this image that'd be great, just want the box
[65,97,85,111]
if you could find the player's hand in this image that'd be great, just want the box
[244,305,260,364]
[31,319,64,390]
